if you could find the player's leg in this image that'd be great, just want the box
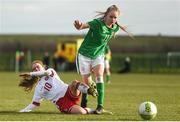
[93,64,105,114]
[77,75,90,108]
[81,74,98,107]
[68,81,95,114]
[69,105,87,114]
[92,55,105,114]
[69,105,95,114]
[69,80,97,97]
[69,80,97,109]
[76,53,96,108]
[92,58,113,115]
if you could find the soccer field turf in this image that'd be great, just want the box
[0,72,180,121]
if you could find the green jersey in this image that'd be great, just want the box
[78,18,119,59]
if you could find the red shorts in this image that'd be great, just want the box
[55,87,81,113]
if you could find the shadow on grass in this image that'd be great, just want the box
[0,111,139,121]
[0,111,61,115]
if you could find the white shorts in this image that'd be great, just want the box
[104,59,110,69]
[76,53,104,75]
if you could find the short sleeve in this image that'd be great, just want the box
[88,19,99,30]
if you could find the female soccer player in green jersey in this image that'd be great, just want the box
[74,5,131,114]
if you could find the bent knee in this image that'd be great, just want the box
[72,80,80,84]
[69,80,81,95]
[70,80,80,88]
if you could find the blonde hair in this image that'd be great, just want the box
[32,60,44,67]
[96,5,120,18]
[32,60,47,70]
[19,76,39,92]
[96,5,134,39]
[18,60,44,92]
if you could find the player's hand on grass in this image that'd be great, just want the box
[19,109,31,113]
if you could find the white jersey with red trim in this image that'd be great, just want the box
[32,68,68,104]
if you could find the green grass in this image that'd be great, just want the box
[0,72,180,121]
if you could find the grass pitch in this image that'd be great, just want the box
[0,72,180,121]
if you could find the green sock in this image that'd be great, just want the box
[96,83,104,107]
[106,75,110,82]
[81,93,88,108]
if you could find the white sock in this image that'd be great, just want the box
[78,83,89,94]
[84,107,95,114]
[96,76,104,83]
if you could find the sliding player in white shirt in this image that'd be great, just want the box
[19,60,97,114]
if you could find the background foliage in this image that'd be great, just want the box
[0,35,180,72]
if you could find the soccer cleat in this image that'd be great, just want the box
[94,105,113,115]
[87,81,98,97]
[87,84,98,97]
[95,105,104,114]
[88,80,96,89]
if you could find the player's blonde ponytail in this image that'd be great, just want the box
[116,22,134,40]
[19,60,44,92]
[19,76,39,92]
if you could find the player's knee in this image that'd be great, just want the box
[94,67,104,76]
[72,80,79,84]
[71,80,79,88]
[95,76,103,83]
[69,80,81,95]
[82,75,91,84]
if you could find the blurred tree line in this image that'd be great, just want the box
[0,35,180,53]
[0,35,180,73]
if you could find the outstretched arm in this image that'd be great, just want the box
[74,20,89,30]
[19,88,42,113]
[19,70,51,77]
